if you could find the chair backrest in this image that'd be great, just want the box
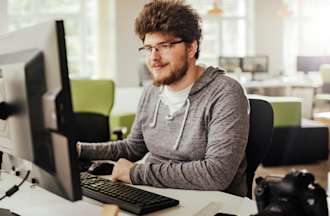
[71,79,115,142]
[246,98,273,198]
[71,79,115,115]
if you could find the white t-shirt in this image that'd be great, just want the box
[160,83,193,116]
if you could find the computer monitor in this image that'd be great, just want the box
[297,56,330,73]
[0,20,81,201]
[219,56,242,73]
[242,56,268,80]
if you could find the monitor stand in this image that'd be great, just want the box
[250,70,257,81]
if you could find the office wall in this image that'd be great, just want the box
[115,0,147,87]
[254,0,285,76]
[96,0,113,80]
[0,0,8,34]
[105,0,148,87]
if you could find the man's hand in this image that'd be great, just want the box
[76,142,81,157]
[111,158,134,184]
[101,204,119,216]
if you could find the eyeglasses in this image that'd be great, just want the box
[138,40,184,57]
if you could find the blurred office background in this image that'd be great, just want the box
[1,0,330,191]
[2,0,329,85]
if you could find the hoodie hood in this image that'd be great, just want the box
[189,66,226,96]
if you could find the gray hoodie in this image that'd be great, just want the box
[80,66,250,196]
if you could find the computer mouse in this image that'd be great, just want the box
[79,159,93,172]
[87,162,114,175]
[214,213,237,216]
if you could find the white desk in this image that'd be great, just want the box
[242,77,321,90]
[0,173,257,216]
[240,76,322,119]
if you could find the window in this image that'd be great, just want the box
[7,0,97,78]
[284,0,330,72]
[187,0,251,66]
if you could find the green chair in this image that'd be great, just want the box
[71,79,136,142]
[267,96,302,127]
[71,79,115,142]
[248,94,302,127]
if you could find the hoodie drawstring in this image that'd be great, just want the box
[173,98,190,150]
[149,98,161,128]
[149,94,191,150]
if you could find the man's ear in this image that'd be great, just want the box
[187,40,198,58]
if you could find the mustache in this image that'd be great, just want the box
[150,62,167,67]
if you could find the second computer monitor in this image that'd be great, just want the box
[297,56,330,73]
[242,56,268,80]
[242,56,268,73]
[219,57,242,73]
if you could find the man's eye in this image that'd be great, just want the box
[145,47,152,52]
[160,44,171,49]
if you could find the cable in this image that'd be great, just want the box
[0,152,3,170]
[0,170,30,201]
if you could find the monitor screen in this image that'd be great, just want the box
[0,20,81,201]
[297,56,330,73]
[219,57,242,73]
[242,56,268,73]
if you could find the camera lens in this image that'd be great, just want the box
[256,186,264,196]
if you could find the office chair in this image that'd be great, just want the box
[71,79,115,142]
[246,98,273,198]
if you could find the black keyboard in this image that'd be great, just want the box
[80,172,179,215]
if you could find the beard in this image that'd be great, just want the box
[152,55,189,87]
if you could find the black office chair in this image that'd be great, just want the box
[246,98,273,198]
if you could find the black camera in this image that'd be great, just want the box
[252,170,328,216]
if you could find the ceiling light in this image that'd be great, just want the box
[277,3,293,17]
[208,0,223,16]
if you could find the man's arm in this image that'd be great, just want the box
[79,122,148,162]
[78,87,150,162]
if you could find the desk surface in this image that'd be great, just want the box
[242,77,322,89]
[0,173,257,216]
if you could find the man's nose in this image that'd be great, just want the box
[149,47,161,60]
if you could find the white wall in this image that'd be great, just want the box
[103,0,148,87]
[115,0,147,87]
[254,0,285,76]
[112,87,144,115]
[0,0,8,34]
[96,0,112,79]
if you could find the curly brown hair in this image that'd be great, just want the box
[135,0,202,59]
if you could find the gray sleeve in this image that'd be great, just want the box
[130,81,249,191]
[79,88,149,162]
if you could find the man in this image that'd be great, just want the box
[78,0,249,196]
